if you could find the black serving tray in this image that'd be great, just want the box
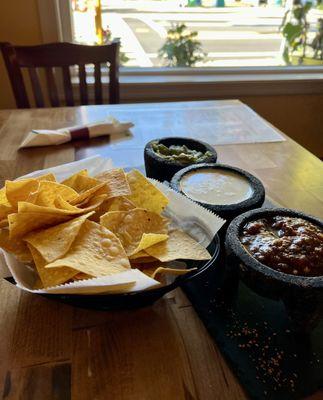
[182,198,323,400]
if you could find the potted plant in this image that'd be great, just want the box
[311,18,323,60]
[158,23,206,67]
[280,0,323,65]
[102,26,129,66]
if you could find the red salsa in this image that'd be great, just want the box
[240,216,323,276]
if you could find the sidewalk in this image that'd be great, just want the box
[103,0,285,14]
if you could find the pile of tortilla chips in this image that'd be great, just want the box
[0,168,211,290]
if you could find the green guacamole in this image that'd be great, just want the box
[152,142,213,164]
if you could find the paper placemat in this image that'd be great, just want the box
[109,101,285,146]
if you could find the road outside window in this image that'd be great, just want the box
[70,0,323,67]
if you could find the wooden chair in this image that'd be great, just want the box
[0,41,120,108]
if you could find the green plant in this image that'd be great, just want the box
[280,0,312,64]
[158,23,206,67]
[102,26,129,66]
[311,18,323,59]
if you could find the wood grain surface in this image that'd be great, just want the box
[0,101,322,400]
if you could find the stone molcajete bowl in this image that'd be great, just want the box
[171,163,265,225]
[225,207,323,333]
[144,137,217,182]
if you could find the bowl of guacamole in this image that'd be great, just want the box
[144,137,217,182]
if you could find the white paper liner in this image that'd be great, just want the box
[153,179,224,249]
[20,155,114,182]
[32,269,160,295]
[0,251,11,277]
[1,156,225,295]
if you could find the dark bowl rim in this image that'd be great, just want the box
[144,137,217,168]
[171,163,265,212]
[41,234,221,301]
[225,207,323,287]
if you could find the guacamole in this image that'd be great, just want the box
[152,142,213,164]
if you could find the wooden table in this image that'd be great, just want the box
[0,101,322,400]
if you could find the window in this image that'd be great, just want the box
[38,0,323,102]
[69,0,323,68]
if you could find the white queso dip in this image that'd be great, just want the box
[180,169,253,205]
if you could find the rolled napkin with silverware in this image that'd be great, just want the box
[19,116,134,148]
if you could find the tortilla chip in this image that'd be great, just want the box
[130,256,158,264]
[0,187,13,219]
[45,220,130,277]
[27,181,78,207]
[37,173,56,182]
[0,186,11,210]
[0,229,33,263]
[18,201,79,215]
[5,179,39,208]
[100,208,168,255]
[70,182,107,205]
[72,273,92,281]
[132,233,168,255]
[8,211,71,238]
[33,277,44,290]
[60,170,88,189]
[0,218,8,228]
[90,196,136,222]
[129,250,149,259]
[0,203,13,221]
[109,196,136,211]
[18,197,106,215]
[62,172,101,193]
[145,229,211,262]
[54,196,81,211]
[24,212,94,263]
[28,244,78,288]
[144,266,196,279]
[55,194,108,214]
[0,175,55,216]
[0,187,9,205]
[95,168,131,198]
[126,170,169,214]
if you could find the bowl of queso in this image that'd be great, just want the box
[225,208,323,332]
[144,137,217,182]
[171,163,265,224]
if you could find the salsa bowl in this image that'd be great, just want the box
[225,208,323,332]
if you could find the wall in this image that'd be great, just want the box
[0,0,43,110]
[240,94,323,158]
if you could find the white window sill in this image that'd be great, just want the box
[118,70,323,84]
[71,66,323,102]
[120,66,323,76]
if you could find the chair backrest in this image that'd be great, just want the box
[0,41,120,108]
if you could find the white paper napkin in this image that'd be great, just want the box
[19,116,134,148]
